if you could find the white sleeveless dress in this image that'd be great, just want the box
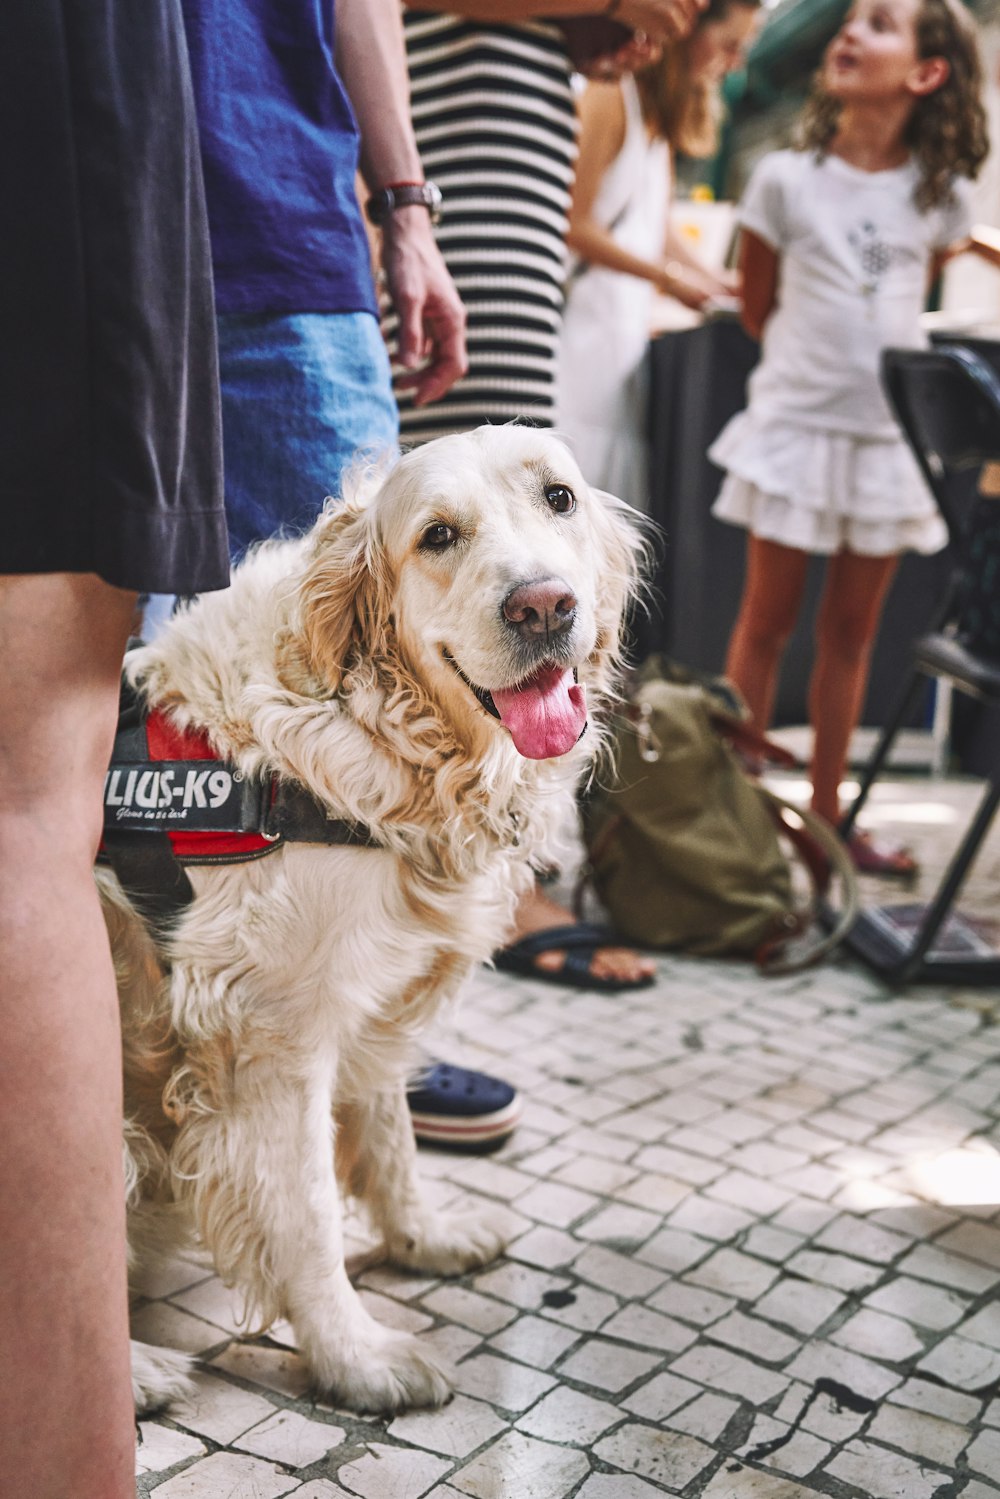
[555,77,671,512]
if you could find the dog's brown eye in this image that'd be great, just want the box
[545,484,576,515]
[420,522,458,550]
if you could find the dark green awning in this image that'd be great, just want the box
[745,0,849,98]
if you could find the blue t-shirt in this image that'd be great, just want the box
[180,0,376,317]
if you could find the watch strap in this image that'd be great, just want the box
[365,181,442,226]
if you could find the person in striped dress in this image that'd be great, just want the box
[390,1,707,989]
[392,14,576,439]
[392,1,706,441]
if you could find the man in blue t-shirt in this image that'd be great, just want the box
[173,0,523,1150]
[180,0,466,554]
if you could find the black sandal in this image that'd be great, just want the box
[492,922,655,993]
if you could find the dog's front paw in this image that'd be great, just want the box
[313,1326,452,1414]
[387,1202,507,1276]
[131,1339,195,1414]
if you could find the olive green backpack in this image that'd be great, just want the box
[578,657,857,974]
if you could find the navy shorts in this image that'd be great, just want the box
[218,310,399,559]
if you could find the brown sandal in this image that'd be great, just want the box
[848,831,918,880]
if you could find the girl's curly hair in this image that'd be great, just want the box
[799,0,989,210]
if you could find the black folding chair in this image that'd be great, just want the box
[839,343,1000,985]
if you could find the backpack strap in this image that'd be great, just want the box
[754,791,859,976]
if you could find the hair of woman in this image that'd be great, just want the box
[799,0,989,209]
[635,0,763,159]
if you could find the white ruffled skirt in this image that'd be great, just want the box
[709,410,948,557]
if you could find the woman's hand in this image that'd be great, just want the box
[657,260,715,310]
[579,32,661,81]
[717,266,742,297]
[616,0,707,46]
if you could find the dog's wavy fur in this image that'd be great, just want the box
[110,426,644,1414]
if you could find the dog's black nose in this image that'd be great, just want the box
[502,578,577,638]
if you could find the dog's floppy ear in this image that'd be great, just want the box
[286,499,393,694]
[589,486,651,669]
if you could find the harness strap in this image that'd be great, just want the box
[102,680,197,926]
[102,828,195,927]
[264,781,375,847]
[101,675,377,935]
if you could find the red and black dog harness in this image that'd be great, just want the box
[101,680,376,929]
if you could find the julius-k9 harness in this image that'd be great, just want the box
[101,679,376,929]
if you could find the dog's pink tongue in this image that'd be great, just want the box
[491,667,586,759]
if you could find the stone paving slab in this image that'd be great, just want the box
[132,777,1000,1497]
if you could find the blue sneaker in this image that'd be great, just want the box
[407,1062,522,1151]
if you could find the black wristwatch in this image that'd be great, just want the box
[365,181,443,227]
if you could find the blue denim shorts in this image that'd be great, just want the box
[217,310,399,559]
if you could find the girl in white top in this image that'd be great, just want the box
[711,0,988,873]
[556,0,761,511]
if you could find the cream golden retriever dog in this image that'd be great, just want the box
[110,425,642,1415]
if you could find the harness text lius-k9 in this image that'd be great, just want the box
[101,678,377,933]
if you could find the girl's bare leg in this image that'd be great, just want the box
[0,573,138,1499]
[724,534,811,731]
[810,549,898,825]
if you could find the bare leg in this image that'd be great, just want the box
[809,549,899,824]
[0,573,138,1499]
[724,534,811,732]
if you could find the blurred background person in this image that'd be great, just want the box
[388,0,712,992]
[556,0,762,512]
[712,0,988,872]
[393,0,705,445]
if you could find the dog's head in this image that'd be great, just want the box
[290,426,646,763]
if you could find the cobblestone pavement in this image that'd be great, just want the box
[134,778,1000,1498]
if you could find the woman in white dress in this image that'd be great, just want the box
[555,0,761,510]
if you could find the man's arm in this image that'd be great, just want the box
[335,0,467,407]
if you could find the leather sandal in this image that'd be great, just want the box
[493,921,656,993]
[847,830,919,880]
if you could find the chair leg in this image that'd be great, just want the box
[840,671,927,841]
[929,678,953,779]
[899,773,1000,981]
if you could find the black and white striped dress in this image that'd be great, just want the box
[391,14,578,443]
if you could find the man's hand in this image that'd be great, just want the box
[381,207,468,407]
